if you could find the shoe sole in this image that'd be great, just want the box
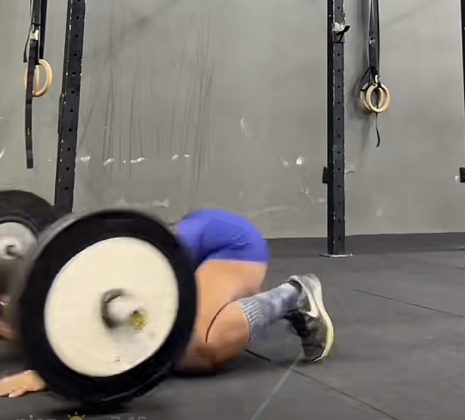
[291,274,335,361]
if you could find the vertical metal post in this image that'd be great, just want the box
[459,0,465,184]
[325,0,349,256]
[462,0,465,116]
[461,0,465,171]
[54,0,86,212]
[458,0,465,250]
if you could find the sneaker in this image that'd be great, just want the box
[286,274,334,362]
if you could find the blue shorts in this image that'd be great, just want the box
[176,209,270,270]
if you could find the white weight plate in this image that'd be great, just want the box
[0,222,36,259]
[44,237,179,377]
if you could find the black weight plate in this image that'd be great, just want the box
[16,209,197,406]
[0,190,61,297]
[0,190,60,234]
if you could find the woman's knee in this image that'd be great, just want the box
[178,339,241,375]
[176,340,218,374]
[178,302,251,374]
[177,333,236,374]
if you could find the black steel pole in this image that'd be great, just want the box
[462,0,465,116]
[459,0,465,183]
[54,0,86,212]
[326,0,348,256]
[458,0,465,251]
[461,0,465,176]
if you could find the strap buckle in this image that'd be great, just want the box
[332,22,350,43]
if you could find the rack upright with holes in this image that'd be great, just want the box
[324,0,349,257]
[458,0,465,255]
[460,0,465,184]
[54,0,86,213]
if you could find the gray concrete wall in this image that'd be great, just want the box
[0,0,464,238]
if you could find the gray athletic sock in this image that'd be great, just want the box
[237,283,300,343]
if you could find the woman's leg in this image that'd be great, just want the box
[178,259,267,373]
[178,264,334,374]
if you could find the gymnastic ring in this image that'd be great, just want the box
[360,83,385,113]
[361,83,391,114]
[360,83,387,113]
[24,59,53,98]
[366,83,391,113]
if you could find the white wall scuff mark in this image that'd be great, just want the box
[152,198,170,208]
[296,156,305,166]
[240,117,252,138]
[247,206,295,220]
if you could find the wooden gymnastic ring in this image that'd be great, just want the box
[24,59,53,98]
[361,83,391,114]
[366,83,391,113]
[360,83,385,112]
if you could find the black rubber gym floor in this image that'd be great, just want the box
[2,233,465,420]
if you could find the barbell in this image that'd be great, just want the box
[0,190,197,406]
[0,190,62,296]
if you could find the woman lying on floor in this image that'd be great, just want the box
[0,208,334,397]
